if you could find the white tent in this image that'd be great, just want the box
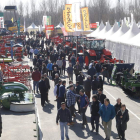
[105,22,120,40]
[96,21,111,38]
[105,22,129,61]
[127,32,140,46]
[87,21,104,37]
[27,23,38,32]
[109,22,129,42]
[55,22,64,29]
[118,21,140,44]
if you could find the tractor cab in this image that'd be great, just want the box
[84,39,112,65]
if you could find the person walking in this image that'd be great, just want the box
[47,61,53,76]
[95,61,102,77]
[29,47,34,59]
[56,57,63,75]
[66,84,80,118]
[97,88,106,104]
[75,81,83,113]
[52,67,60,80]
[114,98,122,139]
[74,62,81,81]
[67,63,73,81]
[78,55,84,69]
[39,77,48,107]
[98,76,103,90]
[90,95,101,134]
[32,68,41,94]
[84,75,91,101]
[57,81,66,110]
[88,64,96,81]
[54,80,62,102]
[56,102,71,140]
[70,54,76,67]
[79,89,89,128]
[99,98,116,140]
[92,75,99,95]
[116,104,129,140]
[77,72,85,86]
[62,57,66,76]
[54,73,61,85]
[44,73,50,103]
[33,55,38,67]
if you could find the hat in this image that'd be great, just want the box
[67,84,74,89]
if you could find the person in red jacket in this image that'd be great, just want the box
[32,68,41,94]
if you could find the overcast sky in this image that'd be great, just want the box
[0,0,119,10]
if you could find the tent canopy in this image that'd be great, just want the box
[96,22,111,38]
[117,21,140,44]
[87,21,104,37]
[27,23,38,29]
[109,22,129,42]
[105,22,119,40]
[127,32,140,46]
[55,22,64,29]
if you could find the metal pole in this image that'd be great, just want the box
[76,36,78,58]
[14,10,18,35]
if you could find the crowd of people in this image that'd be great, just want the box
[27,34,129,140]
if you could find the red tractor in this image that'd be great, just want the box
[84,39,112,65]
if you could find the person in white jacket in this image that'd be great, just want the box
[56,57,63,75]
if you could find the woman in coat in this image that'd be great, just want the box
[116,104,129,140]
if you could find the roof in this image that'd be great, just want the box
[27,23,38,29]
[109,21,130,42]
[87,21,105,37]
[55,22,64,29]
[96,21,112,38]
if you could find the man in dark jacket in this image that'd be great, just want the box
[67,63,73,81]
[77,72,85,86]
[32,68,41,94]
[44,73,50,102]
[74,62,82,81]
[84,75,91,101]
[78,55,84,69]
[54,74,61,85]
[38,56,43,67]
[56,102,71,140]
[57,81,66,110]
[92,76,99,94]
[114,98,122,139]
[39,77,47,107]
[33,55,38,67]
[88,65,96,81]
[52,62,59,71]
[116,104,129,140]
[97,88,106,104]
[90,95,101,134]
[95,61,102,77]
[52,67,60,80]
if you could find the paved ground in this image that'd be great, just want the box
[1,109,37,140]
[34,58,140,140]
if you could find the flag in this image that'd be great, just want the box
[65,4,74,32]
[72,2,81,23]
[81,7,90,31]
[77,22,81,30]
[24,18,26,32]
[63,10,66,28]
[11,17,13,23]
[59,21,68,36]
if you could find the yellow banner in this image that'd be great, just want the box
[77,22,81,30]
[63,10,66,28]
[65,4,74,32]
[81,7,90,31]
